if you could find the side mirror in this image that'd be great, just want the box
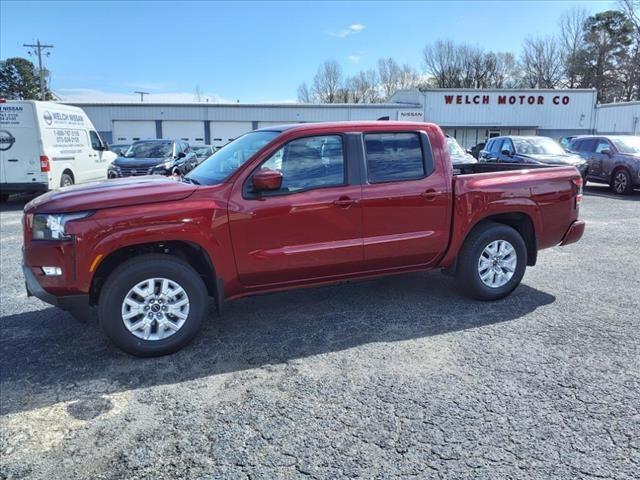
[601,148,612,157]
[176,151,186,159]
[253,169,283,191]
[501,149,513,156]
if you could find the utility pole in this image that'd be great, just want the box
[134,91,149,102]
[23,40,54,100]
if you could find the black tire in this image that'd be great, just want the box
[98,254,208,357]
[60,173,74,188]
[610,168,632,195]
[456,222,527,301]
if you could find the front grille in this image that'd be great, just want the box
[117,166,153,177]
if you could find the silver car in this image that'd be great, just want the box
[569,136,640,194]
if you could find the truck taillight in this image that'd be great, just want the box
[40,156,50,172]
[572,177,583,207]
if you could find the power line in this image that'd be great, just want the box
[23,40,53,101]
[134,91,150,102]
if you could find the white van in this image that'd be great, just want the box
[0,100,116,201]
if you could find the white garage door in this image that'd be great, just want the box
[163,121,205,145]
[209,122,253,148]
[112,121,157,143]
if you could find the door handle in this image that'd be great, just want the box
[420,189,439,201]
[333,196,357,208]
[7,159,18,162]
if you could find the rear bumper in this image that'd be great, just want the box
[1,182,48,193]
[560,220,586,246]
[23,264,89,311]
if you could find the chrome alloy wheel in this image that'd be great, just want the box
[478,240,517,288]
[614,171,628,193]
[121,278,190,341]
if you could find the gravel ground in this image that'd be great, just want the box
[1,184,639,480]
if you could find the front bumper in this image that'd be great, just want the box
[559,220,586,246]
[23,264,89,312]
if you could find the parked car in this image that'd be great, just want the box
[446,136,477,166]
[467,142,486,159]
[107,139,198,178]
[568,135,640,194]
[190,145,215,163]
[22,121,585,356]
[0,100,116,202]
[109,143,131,156]
[479,136,588,180]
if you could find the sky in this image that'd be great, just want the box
[0,0,618,103]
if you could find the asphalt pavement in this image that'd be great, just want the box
[1,184,638,479]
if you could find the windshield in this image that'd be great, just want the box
[187,131,280,185]
[513,137,566,155]
[611,136,640,154]
[446,137,466,156]
[125,141,173,158]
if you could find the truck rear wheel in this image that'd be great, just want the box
[98,254,208,357]
[456,222,526,301]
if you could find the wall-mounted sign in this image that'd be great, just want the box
[397,110,424,121]
[444,94,571,106]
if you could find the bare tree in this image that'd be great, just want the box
[297,82,312,103]
[377,58,402,99]
[311,60,343,103]
[520,36,565,88]
[559,7,588,87]
[423,40,462,88]
[346,70,380,103]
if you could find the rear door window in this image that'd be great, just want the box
[490,139,503,153]
[364,133,425,183]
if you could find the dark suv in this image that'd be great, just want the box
[568,135,640,195]
[480,136,588,180]
[108,139,198,178]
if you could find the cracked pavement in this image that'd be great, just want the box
[1,184,639,479]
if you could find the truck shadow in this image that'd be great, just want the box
[0,272,555,416]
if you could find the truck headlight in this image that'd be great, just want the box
[32,212,92,240]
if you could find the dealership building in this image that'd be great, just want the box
[70,88,639,150]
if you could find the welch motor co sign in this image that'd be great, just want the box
[444,93,571,106]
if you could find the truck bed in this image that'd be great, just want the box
[453,162,559,175]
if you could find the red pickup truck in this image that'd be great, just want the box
[22,122,585,356]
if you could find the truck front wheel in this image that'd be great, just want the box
[456,222,526,301]
[98,254,208,356]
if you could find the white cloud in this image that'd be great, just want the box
[55,88,229,103]
[347,54,362,64]
[330,23,366,38]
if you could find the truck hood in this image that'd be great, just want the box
[520,153,585,165]
[25,176,198,214]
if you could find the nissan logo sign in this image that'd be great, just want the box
[43,111,53,125]
[0,130,16,151]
